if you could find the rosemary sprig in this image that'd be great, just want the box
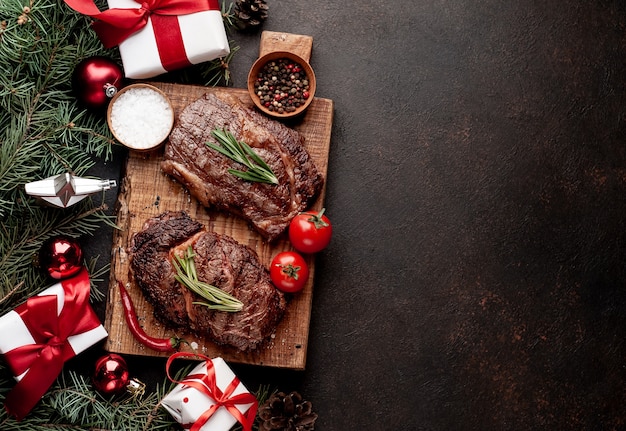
[207,128,279,184]
[173,246,243,312]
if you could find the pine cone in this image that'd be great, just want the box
[258,391,318,431]
[233,0,269,31]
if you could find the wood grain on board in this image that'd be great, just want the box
[104,33,332,370]
[260,31,314,61]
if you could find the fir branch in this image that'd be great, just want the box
[0,2,282,430]
[200,41,240,87]
[84,256,109,303]
[0,0,117,309]
[0,359,274,431]
[0,370,181,431]
[0,201,114,314]
[0,281,22,307]
[221,0,237,31]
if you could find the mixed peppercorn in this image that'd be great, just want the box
[253,58,311,114]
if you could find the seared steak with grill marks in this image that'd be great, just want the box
[129,211,287,351]
[161,92,324,242]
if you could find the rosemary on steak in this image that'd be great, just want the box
[207,128,279,184]
[173,246,244,312]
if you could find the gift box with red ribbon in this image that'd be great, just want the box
[162,353,258,431]
[64,0,230,79]
[0,269,108,420]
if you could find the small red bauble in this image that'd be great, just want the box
[93,354,130,396]
[39,235,83,280]
[72,56,124,111]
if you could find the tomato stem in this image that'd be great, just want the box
[280,263,302,280]
[307,207,329,229]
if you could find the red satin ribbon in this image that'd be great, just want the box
[166,353,258,431]
[151,13,190,71]
[3,269,101,421]
[63,0,219,52]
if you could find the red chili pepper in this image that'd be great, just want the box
[118,280,182,352]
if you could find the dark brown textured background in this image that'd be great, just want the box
[82,1,626,429]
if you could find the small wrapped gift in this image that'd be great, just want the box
[64,0,230,79]
[163,353,258,431]
[0,269,108,420]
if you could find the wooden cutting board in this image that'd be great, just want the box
[103,33,332,370]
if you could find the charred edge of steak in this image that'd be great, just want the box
[129,211,203,327]
[129,210,287,351]
[161,92,324,242]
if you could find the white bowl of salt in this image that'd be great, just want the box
[107,83,174,151]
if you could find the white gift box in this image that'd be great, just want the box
[0,273,108,381]
[162,357,256,431]
[107,0,230,79]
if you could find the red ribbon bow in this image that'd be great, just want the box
[3,268,102,420]
[63,0,219,48]
[166,353,258,431]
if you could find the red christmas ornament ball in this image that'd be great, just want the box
[72,56,124,111]
[93,354,130,396]
[39,235,83,280]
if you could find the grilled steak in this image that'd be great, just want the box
[129,211,287,351]
[161,92,324,242]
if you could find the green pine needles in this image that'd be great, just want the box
[0,368,184,431]
[0,0,242,429]
[0,0,239,303]
[0,361,270,431]
[0,0,116,312]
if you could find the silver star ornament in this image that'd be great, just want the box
[24,172,117,208]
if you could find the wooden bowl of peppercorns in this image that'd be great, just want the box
[247,51,316,119]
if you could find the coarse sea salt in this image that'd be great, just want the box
[109,86,173,150]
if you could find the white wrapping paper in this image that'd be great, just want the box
[0,279,108,381]
[108,0,230,79]
[162,357,255,431]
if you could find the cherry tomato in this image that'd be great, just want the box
[270,251,309,293]
[288,208,333,253]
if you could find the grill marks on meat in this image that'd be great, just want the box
[188,231,286,350]
[161,93,324,241]
[129,211,287,351]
